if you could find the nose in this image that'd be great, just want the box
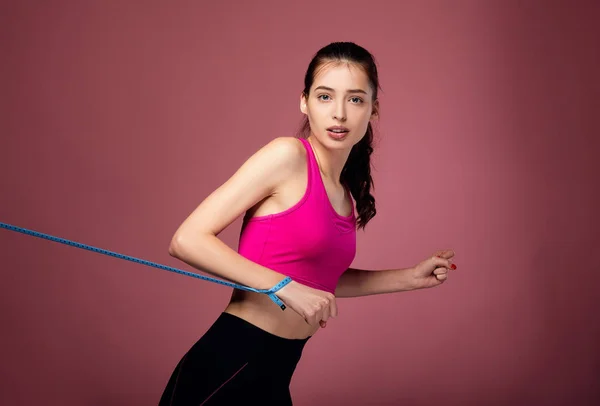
[333,99,346,122]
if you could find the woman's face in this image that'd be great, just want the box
[301,62,378,150]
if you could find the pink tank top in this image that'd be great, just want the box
[238,138,357,294]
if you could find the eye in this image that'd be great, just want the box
[317,94,331,101]
[350,97,363,104]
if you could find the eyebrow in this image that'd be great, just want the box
[314,86,368,95]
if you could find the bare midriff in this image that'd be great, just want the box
[224,289,318,339]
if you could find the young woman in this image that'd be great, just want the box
[159,42,456,405]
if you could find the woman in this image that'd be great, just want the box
[159,41,456,405]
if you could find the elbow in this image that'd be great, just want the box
[168,231,212,257]
[168,234,185,257]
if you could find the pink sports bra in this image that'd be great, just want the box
[238,137,357,294]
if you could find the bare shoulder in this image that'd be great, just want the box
[258,136,306,168]
[240,136,306,187]
[169,136,307,240]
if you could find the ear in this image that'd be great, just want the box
[370,99,379,120]
[300,92,308,114]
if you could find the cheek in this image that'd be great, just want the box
[353,109,372,128]
[306,104,326,123]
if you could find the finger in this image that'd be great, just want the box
[433,268,448,276]
[328,295,338,318]
[435,250,455,259]
[321,301,330,323]
[306,313,318,327]
[312,307,323,327]
[320,320,327,328]
[436,273,448,281]
[433,256,457,270]
[304,307,319,327]
[302,310,312,325]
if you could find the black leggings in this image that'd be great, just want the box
[159,312,310,405]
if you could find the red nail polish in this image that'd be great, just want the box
[451,264,457,270]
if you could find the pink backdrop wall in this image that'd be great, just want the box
[1,1,598,405]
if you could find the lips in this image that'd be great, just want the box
[327,125,349,133]
[326,127,350,140]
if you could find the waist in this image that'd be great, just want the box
[208,312,309,381]
[225,289,320,339]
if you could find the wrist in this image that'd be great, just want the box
[394,267,419,291]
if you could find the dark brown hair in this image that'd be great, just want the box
[297,42,381,230]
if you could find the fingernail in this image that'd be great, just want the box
[451,264,457,270]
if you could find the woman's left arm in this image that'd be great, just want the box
[335,267,417,298]
[335,250,456,298]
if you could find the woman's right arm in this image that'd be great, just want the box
[168,137,297,290]
[168,137,337,326]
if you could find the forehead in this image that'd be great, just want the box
[312,62,371,94]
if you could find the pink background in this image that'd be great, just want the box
[1,1,599,405]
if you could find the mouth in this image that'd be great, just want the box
[326,126,350,139]
[326,125,350,133]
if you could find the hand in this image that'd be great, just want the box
[412,249,457,289]
[275,280,337,329]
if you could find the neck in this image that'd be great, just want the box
[307,135,351,184]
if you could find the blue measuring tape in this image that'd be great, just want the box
[0,221,291,310]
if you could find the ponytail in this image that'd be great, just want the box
[340,123,376,230]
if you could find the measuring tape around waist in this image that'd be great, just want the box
[0,222,291,310]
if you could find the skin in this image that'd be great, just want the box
[299,61,379,187]
[168,61,456,339]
